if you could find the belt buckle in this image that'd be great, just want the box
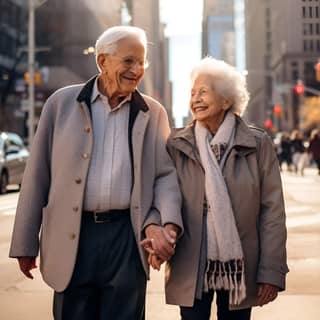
[93,211,107,223]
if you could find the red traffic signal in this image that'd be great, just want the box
[294,83,305,95]
[273,104,282,114]
[264,119,273,129]
[316,61,320,82]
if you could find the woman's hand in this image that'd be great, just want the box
[148,253,165,271]
[257,283,279,306]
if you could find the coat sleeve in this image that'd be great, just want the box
[9,95,55,258]
[142,107,183,234]
[256,133,289,290]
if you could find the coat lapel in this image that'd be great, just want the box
[231,116,257,156]
[170,122,202,164]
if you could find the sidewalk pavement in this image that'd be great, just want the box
[0,168,319,319]
[1,266,319,320]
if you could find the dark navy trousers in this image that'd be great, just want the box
[180,290,252,320]
[53,213,146,320]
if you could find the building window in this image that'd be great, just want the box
[303,39,308,51]
[310,39,314,51]
[265,17,270,28]
[292,68,299,82]
[316,23,320,34]
[315,6,319,17]
[303,23,308,34]
[309,6,313,18]
[310,23,313,34]
[266,7,270,17]
[317,39,320,51]
[302,6,306,18]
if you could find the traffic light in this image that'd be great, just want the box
[264,119,273,129]
[273,104,282,117]
[294,82,305,95]
[316,61,320,82]
[23,71,42,86]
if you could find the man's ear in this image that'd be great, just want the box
[97,54,108,72]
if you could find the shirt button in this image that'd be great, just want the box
[69,233,76,240]
[75,177,82,184]
[84,126,91,133]
[82,153,89,159]
[73,206,79,212]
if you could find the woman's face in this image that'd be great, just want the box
[190,74,228,126]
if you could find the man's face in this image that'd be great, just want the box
[98,37,146,97]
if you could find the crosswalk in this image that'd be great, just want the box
[0,192,19,216]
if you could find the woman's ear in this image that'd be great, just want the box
[223,100,232,110]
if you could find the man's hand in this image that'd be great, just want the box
[257,283,279,306]
[141,225,175,261]
[17,257,37,279]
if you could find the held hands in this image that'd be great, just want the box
[141,224,178,271]
[17,257,37,279]
[258,283,279,306]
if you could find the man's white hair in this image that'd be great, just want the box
[95,25,148,70]
[190,57,250,115]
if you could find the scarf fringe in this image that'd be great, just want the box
[205,259,246,306]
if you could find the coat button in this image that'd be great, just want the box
[75,177,82,184]
[82,153,89,159]
[84,126,91,133]
[73,206,79,212]
[69,233,76,240]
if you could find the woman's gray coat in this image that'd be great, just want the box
[165,117,289,309]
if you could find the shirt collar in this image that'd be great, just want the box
[91,77,132,110]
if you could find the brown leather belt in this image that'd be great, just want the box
[83,209,130,223]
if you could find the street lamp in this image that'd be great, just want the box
[28,0,47,145]
[83,46,95,55]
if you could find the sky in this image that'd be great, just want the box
[160,0,203,127]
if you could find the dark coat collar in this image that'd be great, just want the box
[76,74,149,114]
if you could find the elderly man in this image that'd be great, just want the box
[9,26,183,320]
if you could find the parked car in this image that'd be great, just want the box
[0,132,29,194]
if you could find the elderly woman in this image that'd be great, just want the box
[158,57,289,319]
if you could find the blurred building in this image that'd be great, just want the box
[0,0,173,138]
[0,0,27,133]
[202,0,236,65]
[245,0,320,131]
[36,0,122,96]
[129,0,173,124]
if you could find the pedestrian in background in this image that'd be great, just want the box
[150,57,288,320]
[290,130,305,174]
[278,132,292,171]
[9,26,182,320]
[308,129,320,175]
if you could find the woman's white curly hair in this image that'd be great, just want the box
[190,57,250,115]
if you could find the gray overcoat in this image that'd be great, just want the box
[9,76,183,292]
[165,117,289,309]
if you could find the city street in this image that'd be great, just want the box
[0,169,319,319]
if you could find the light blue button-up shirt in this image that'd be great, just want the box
[83,78,132,211]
